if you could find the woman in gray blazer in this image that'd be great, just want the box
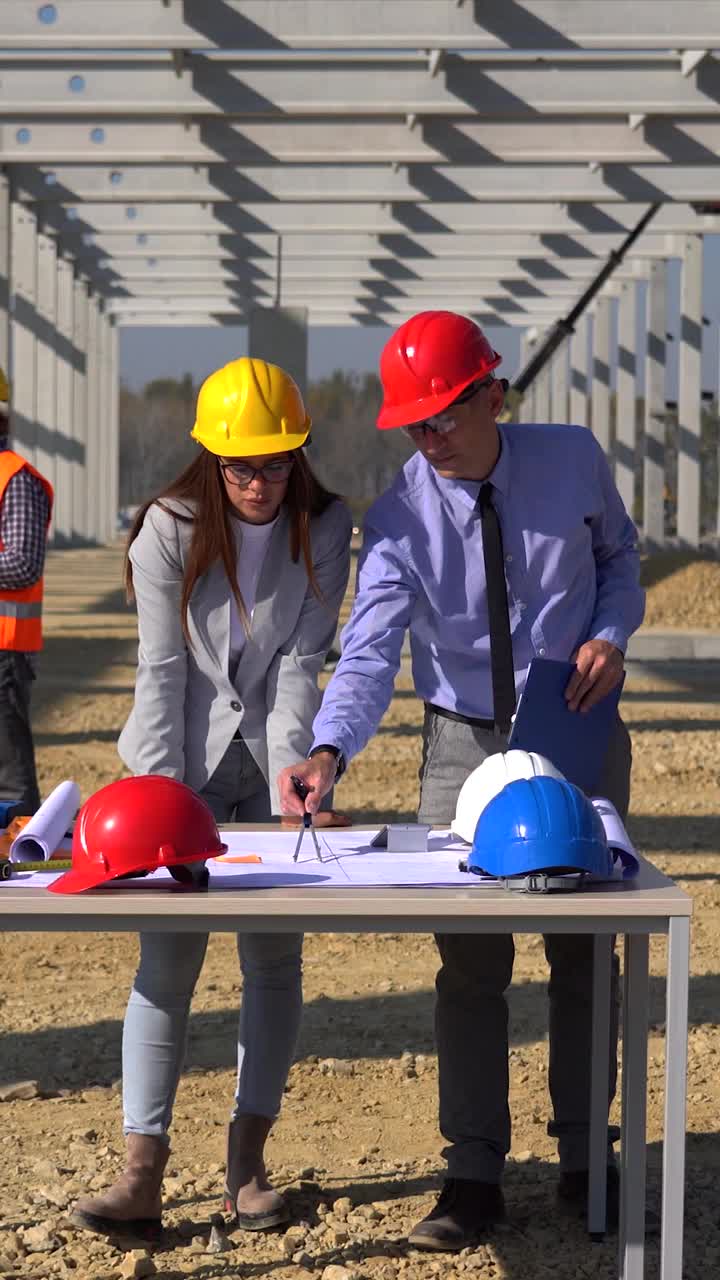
[73,358,352,1239]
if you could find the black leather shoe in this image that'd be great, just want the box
[408,1178,506,1252]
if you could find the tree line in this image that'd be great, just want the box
[119,371,720,535]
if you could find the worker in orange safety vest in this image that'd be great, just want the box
[0,368,54,813]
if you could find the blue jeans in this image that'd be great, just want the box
[122,739,303,1137]
[418,710,632,1181]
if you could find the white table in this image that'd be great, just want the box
[0,833,691,1280]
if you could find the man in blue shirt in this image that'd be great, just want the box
[279,311,645,1250]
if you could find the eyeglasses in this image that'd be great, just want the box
[402,378,495,442]
[220,458,295,488]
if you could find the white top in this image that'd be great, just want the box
[229,516,278,671]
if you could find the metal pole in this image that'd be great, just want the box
[616,281,637,519]
[107,319,119,545]
[677,235,703,546]
[84,293,101,543]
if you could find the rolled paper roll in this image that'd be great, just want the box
[9,781,81,863]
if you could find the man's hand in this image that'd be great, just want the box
[280,809,351,829]
[564,639,624,713]
[277,754,338,818]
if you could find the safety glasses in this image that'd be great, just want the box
[402,377,495,442]
[220,458,295,488]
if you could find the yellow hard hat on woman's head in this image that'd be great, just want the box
[191,357,311,457]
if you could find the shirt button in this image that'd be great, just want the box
[505,554,513,563]
[538,648,546,656]
[230,700,242,712]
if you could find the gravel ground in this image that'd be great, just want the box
[0,546,719,1280]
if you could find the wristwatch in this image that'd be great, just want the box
[307,744,346,780]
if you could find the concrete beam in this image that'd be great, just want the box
[28,201,720,240]
[42,201,716,239]
[6,117,720,165]
[20,163,720,205]
[2,56,720,120]
[2,2,718,51]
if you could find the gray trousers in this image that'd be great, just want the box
[123,738,303,1137]
[0,651,41,814]
[418,707,632,1181]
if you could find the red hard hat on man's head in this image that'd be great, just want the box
[49,775,226,894]
[377,310,502,430]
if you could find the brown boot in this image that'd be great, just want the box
[71,1133,169,1239]
[223,1114,289,1231]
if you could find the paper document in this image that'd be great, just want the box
[9,780,80,863]
[10,825,639,892]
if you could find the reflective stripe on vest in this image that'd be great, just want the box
[0,599,43,619]
[0,451,54,652]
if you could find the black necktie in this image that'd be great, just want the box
[476,482,516,734]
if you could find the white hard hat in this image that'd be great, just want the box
[451,750,566,844]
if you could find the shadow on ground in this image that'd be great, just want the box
[3,971,717,1093]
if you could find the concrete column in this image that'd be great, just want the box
[591,296,612,456]
[0,175,9,375]
[569,313,590,427]
[97,312,114,544]
[9,202,38,461]
[35,231,58,505]
[71,277,89,544]
[616,281,638,520]
[107,319,119,544]
[54,255,75,546]
[677,235,703,546]
[533,337,550,421]
[518,332,534,422]
[643,261,667,548]
[84,293,101,543]
[248,306,308,396]
[550,344,568,424]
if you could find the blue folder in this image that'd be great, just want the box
[507,657,625,793]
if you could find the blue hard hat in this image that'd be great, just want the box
[470,776,613,880]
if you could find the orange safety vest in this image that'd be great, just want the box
[0,450,54,652]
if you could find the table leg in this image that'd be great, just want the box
[660,916,690,1280]
[588,933,612,1237]
[619,933,649,1280]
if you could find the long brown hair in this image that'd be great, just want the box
[125,449,339,646]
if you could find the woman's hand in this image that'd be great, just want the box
[280,809,352,829]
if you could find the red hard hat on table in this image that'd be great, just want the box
[49,775,226,894]
[377,310,502,430]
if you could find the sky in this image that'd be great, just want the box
[119,235,720,402]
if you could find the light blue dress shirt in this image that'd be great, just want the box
[312,423,645,764]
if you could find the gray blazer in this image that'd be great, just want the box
[118,496,352,813]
